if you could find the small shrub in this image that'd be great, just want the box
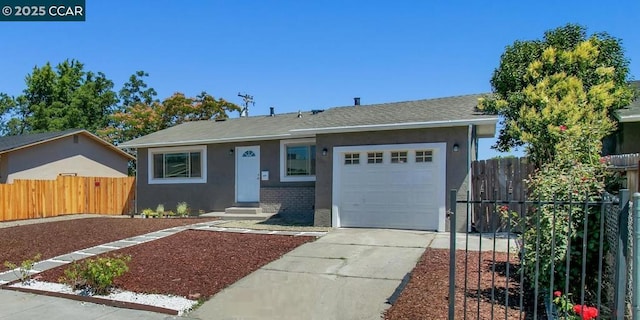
[4,254,41,285]
[176,202,189,217]
[166,210,175,217]
[156,204,165,218]
[60,254,131,295]
[141,208,155,218]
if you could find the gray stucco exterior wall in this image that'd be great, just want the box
[313,126,471,232]
[2,134,129,183]
[136,126,475,232]
[136,140,315,213]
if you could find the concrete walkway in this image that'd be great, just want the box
[1,222,518,320]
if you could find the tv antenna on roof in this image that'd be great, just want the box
[237,92,254,117]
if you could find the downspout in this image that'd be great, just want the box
[467,124,473,233]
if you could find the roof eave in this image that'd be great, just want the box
[618,114,640,123]
[119,118,499,149]
[288,118,499,135]
[119,133,309,149]
[0,130,135,160]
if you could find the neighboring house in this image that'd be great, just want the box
[120,95,498,232]
[0,129,134,183]
[612,80,640,154]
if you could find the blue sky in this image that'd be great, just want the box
[1,1,638,159]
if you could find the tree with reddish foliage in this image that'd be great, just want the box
[99,72,240,145]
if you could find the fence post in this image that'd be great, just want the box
[448,189,457,320]
[631,192,640,319]
[615,190,630,319]
[634,192,640,320]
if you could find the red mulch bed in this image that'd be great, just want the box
[37,230,313,299]
[385,248,533,320]
[0,217,216,272]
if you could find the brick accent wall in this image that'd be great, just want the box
[261,187,315,222]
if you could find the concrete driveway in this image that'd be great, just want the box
[190,228,436,320]
[0,228,516,320]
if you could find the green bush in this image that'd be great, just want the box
[141,208,156,218]
[176,202,189,217]
[60,254,131,295]
[4,254,41,285]
[522,160,607,298]
[155,204,165,218]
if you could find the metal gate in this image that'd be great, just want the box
[447,188,638,319]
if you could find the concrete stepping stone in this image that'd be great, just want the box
[53,252,94,262]
[32,260,68,272]
[80,246,115,255]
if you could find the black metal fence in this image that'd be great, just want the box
[447,188,636,319]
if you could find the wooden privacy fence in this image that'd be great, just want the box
[470,157,534,232]
[0,176,135,222]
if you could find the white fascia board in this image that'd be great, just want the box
[619,115,640,123]
[119,133,308,149]
[289,118,499,134]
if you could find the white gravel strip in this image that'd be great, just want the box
[11,280,198,315]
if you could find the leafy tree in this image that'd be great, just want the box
[483,25,635,302]
[100,90,240,145]
[118,70,157,108]
[479,24,634,163]
[0,60,118,135]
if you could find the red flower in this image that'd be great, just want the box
[554,290,561,297]
[559,125,567,132]
[573,305,598,320]
[500,205,508,212]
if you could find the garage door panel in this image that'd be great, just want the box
[334,144,445,231]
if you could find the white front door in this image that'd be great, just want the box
[236,146,260,202]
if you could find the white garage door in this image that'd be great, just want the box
[332,143,446,231]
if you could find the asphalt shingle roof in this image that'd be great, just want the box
[0,129,81,153]
[120,94,498,148]
[615,80,640,120]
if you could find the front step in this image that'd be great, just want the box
[224,207,263,215]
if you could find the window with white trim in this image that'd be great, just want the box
[367,152,383,164]
[280,139,316,182]
[148,146,207,184]
[416,150,433,163]
[390,151,408,163]
[344,153,360,165]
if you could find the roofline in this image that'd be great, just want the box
[119,118,498,149]
[119,133,301,149]
[618,114,640,123]
[0,130,136,160]
[289,118,499,134]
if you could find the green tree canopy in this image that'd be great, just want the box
[0,60,118,135]
[480,24,634,162]
[99,77,241,145]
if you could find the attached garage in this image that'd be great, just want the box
[331,143,447,231]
